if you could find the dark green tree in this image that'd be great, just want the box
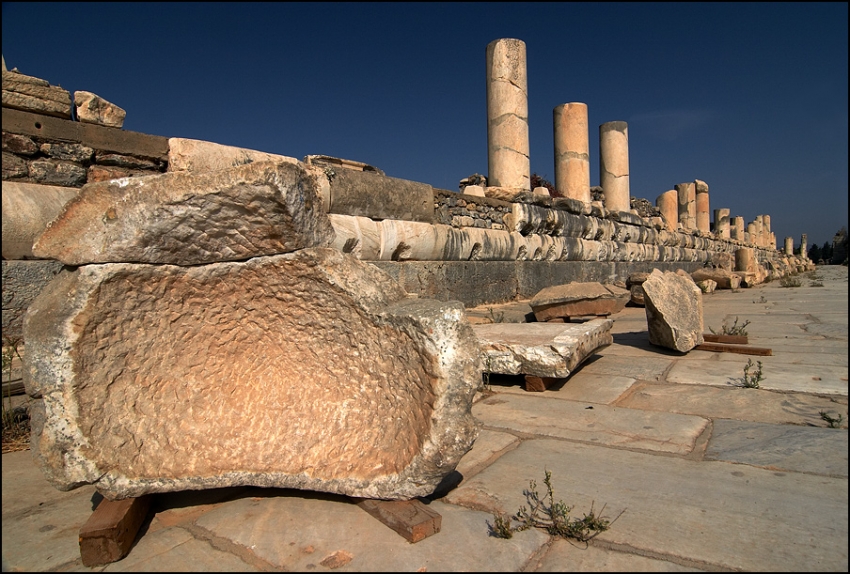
[808,243,822,262]
[821,241,833,263]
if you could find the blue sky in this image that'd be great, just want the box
[3,2,847,250]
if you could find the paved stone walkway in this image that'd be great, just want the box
[3,266,847,571]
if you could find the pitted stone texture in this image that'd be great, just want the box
[32,160,334,265]
[474,319,613,378]
[642,269,704,352]
[73,91,126,128]
[2,70,72,118]
[530,282,618,321]
[22,248,481,501]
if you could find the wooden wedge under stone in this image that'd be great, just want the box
[23,248,481,501]
[356,499,442,543]
[79,495,152,566]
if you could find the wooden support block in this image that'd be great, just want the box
[694,342,772,356]
[79,495,152,566]
[524,375,564,392]
[703,333,749,344]
[356,498,441,543]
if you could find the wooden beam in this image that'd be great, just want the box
[703,333,749,345]
[694,342,772,356]
[79,495,152,566]
[523,375,564,392]
[356,498,441,543]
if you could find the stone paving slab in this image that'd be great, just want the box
[667,358,849,395]
[473,393,708,455]
[486,372,638,405]
[443,439,849,572]
[614,381,849,428]
[454,428,521,481]
[577,354,674,381]
[535,540,703,572]
[704,419,849,477]
[193,494,549,572]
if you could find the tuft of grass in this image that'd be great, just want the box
[780,275,802,288]
[487,307,505,323]
[739,359,764,388]
[710,316,751,337]
[2,337,30,454]
[819,411,844,429]
[488,469,624,542]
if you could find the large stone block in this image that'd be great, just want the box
[73,91,126,128]
[474,319,613,378]
[1,259,64,342]
[23,248,481,500]
[2,71,72,118]
[530,282,619,321]
[167,138,299,173]
[32,160,335,265]
[642,269,704,352]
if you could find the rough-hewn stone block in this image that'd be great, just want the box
[23,248,481,501]
[32,160,335,265]
[2,181,79,259]
[642,269,704,352]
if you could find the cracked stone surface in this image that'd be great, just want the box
[23,248,481,501]
[32,160,334,266]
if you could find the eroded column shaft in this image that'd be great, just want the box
[714,208,730,239]
[553,102,590,203]
[675,182,696,231]
[486,38,530,191]
[694,180,710,233]
[599,121,630,213]
[656,190,678,232]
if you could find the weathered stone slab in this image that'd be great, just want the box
[530,282,618,321]
[23,248,481,500]
[32,160,335,265]
[473,319,613,378]
[167,137,299,173]
[2,181,78,259]
[691,267,741,290]
[642,269,704,352]
[73,91,126,128]
[2,71,72,118]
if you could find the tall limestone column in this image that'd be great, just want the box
[694,180,710,233]
[714,208,731,238]
[486,38,530,191]
[732,216,745,241]
[656,189,678,232]
[553,102,590,203]
[800,234,808,258]
[785,236,794,256]
[675,182,696,231]
[747,222,757,244]
[599,121,630,213]
[755,215,765,247]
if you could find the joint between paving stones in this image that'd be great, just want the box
[184,522,280,571]
[591,540,739,573]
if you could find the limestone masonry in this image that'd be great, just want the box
[1,41,814,504]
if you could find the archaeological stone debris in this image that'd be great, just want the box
[2,38,818,515]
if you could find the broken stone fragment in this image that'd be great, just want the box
[530,282,619,322]
[32,160,335,265]
[473,319,613,378]
[2,70,72,118]
[641,269,704,352]
[73,91,126,128]
[23,247,481,501]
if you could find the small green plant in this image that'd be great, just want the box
[2,337,30,453]
[809,280,824,287]
[710,316,751,337]
[488,469,624,542]
[819,411,844,428]
[487,307,505,323]
[739,359,764,388]
[780,275,802,288]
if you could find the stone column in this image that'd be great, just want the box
[694,180,710,233]
[553,102,590,203]
[732,216,745,241]
[800,234,808,258]
[736,247,755,273]
[486,38,530,191]
[763,214,771,234]
[755,215,765,247]
[747,222,757,244]
[675,182,696,231]
[599,121,630,213]
[785,236,794,256]
[656,189,678,232]
[714,208,730,238]
[770,232,776,250]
